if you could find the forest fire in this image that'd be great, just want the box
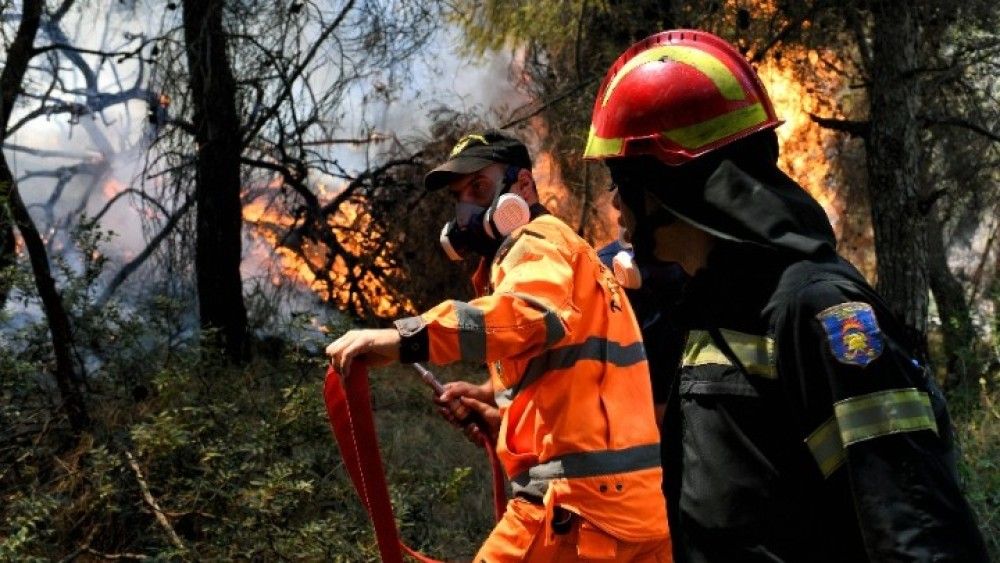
[531,150,573,221]
[243,179,413,319]
[246,36,871,317]
[755,47,875,277]
[522,42,866,262]
[757,53,843,228]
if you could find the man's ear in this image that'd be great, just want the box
[514,168,538,204]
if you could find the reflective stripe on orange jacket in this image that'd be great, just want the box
[413,214,668,543]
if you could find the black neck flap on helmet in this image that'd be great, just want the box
[607,130,836,260]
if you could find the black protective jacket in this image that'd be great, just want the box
[657,161,989,562]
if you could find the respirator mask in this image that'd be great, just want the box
[439,166,532,261]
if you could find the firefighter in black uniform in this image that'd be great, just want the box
[584,29,990,562]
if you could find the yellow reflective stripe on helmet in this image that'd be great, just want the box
[602,45,747,107]
[833,388,937,446]
[583,125,624,158]
[662,103,767,150]
[683,329,776,379]
[805,416,846,478]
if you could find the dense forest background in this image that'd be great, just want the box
[1,0,997,559]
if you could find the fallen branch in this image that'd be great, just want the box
[123,449,186,553]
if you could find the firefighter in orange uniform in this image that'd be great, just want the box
[326,130,671,562]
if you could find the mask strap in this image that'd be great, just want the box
[502,166,520,192]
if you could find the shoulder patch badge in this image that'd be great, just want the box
[816,302,884,367]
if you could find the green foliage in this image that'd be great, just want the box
[0,224,495,559]
[950,375,1000,558]
[1,329,494,560]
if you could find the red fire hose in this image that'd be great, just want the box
[323,363,507,562]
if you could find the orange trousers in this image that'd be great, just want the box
[473,498,672,562]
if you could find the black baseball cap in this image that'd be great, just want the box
[424,129,533,191]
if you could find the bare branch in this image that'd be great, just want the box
[89,188,170,224]
[809,113,870,138]
[240,0,356,144]
[1,141,102,160]
[240,156,319,211]
[82,548,149,560]
[501,77,599,130]
[847,6,873,74]
[32,42,150,62]
[49,0,77,22]
[96,196,194,308]
[299,134,390,146]
[923,116,1000,143]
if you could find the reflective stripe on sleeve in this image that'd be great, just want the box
[508,292,567,350]
[833,388,937,446]
[806,388,938,478]
[805,416,846,478]
[511,443,661,498]
[453,300,486,362]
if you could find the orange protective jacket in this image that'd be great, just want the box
[394,214,668,543]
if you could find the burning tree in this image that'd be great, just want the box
[133,0,447,348]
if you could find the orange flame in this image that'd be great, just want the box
[758,54,842,227]
[243,178,414,318]
[756,46,874,277]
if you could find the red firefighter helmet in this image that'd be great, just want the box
[583,30,780,166]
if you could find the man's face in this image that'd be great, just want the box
[446,163,505,207]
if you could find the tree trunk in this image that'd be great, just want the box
[0,0,43,309]
[926,213,977,387]
[182,0,248,363]
[865,1,929,345]
[1,0,90,431]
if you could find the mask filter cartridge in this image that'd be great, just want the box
[612,250,643,289]
[486,193,531,237]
